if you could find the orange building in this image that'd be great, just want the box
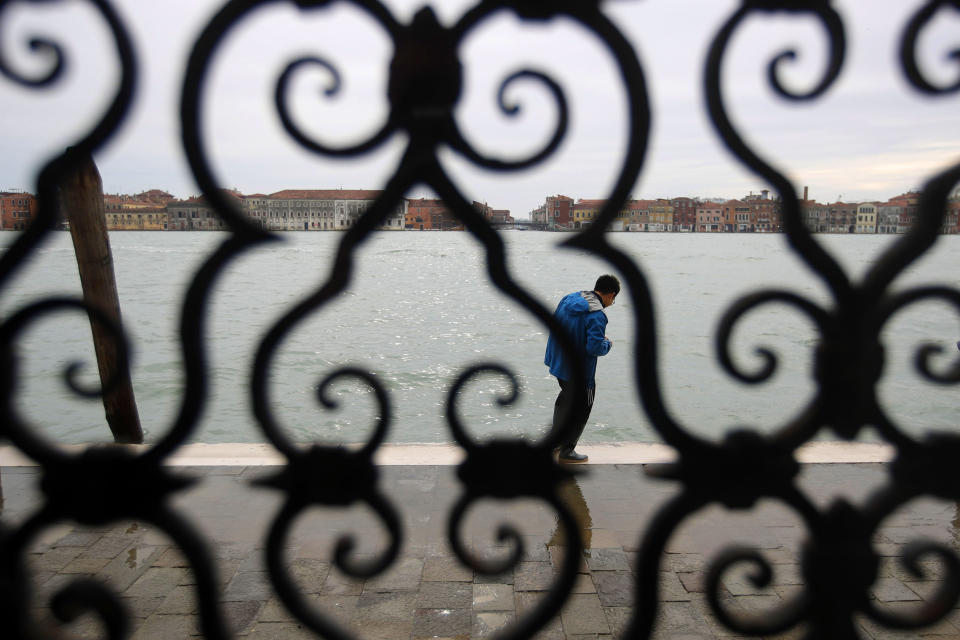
[696,201,724,232]
[1,190,38,230]
[742,191,781,233]
[723,199,750,232]
[405,198,463,230]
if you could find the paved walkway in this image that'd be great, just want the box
[2,446,960,639]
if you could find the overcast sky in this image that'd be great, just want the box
[1,0,958,217]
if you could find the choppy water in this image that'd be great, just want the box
[0,230,957,447]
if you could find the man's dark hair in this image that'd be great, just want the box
[594,274,621,295]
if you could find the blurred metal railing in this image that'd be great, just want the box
[2,1,960,638]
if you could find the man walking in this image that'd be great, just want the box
[544,274,620,463]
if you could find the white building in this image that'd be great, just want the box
[244,190,406,231]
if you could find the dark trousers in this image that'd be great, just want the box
[552,379,595,454]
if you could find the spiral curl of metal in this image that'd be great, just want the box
[866,541,960,629]
[445,363,572,573]
[254,367,402,581]
[876,286,960,385]
[275,55,395,156]
[705,0,849,297]
[900,0,960,95]
[49,578,130,640]
[715,289,830,384]
[0,0,67,89]
[0,297,130,406]
[448,69,569,170]
[446,489,583,640]
[706,546,808,635]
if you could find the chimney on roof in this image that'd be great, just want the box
[803,186,808,202]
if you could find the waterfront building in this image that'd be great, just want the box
[612,200,634,231]
[826,202,856,233]
[104,190,173,230]
[244,189,405,231]
[472,200,492,222]
[626,199,651,231]
[877,201,902,234]
[855,202,878,234]
[405,198,462,230]
[742,190,781,232]
[166,190,241,230]
[0,190,37,230]
[571,199,601,229]
[470,201,513,226]
[696,202,723,232]
[648,199,673,232]
[105,207,166,230]
[943,197,959,234]
[723,199,750,232]
[670,197,698,232]
[529,195,574,230]
[545,195,574,230]
[889,192,921,233]
[800,200,829,233]
[528,202,546,226]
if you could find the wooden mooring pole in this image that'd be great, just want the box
[60,151,143,444]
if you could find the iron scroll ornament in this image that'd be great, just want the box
[1,1,959,640]
[620,1,960,639]
[180,0,651,638]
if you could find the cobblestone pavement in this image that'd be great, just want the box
[3,462,960,639]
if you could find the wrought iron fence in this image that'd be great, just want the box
[1,0,960,638]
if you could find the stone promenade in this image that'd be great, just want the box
[2,444,960,639]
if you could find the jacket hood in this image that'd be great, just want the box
[558,290,605,315]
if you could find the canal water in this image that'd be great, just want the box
[0,230,957,447]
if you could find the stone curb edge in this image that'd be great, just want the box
[0,441,894,467]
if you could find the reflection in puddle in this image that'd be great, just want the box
[548,476,592,551]
[126,548,138,569]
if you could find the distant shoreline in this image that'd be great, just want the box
[5,228,931,235]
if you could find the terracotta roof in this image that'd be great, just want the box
[136,189,174,200]
[269,189,382,200]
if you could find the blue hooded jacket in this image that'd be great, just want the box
[544,290,611,388]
